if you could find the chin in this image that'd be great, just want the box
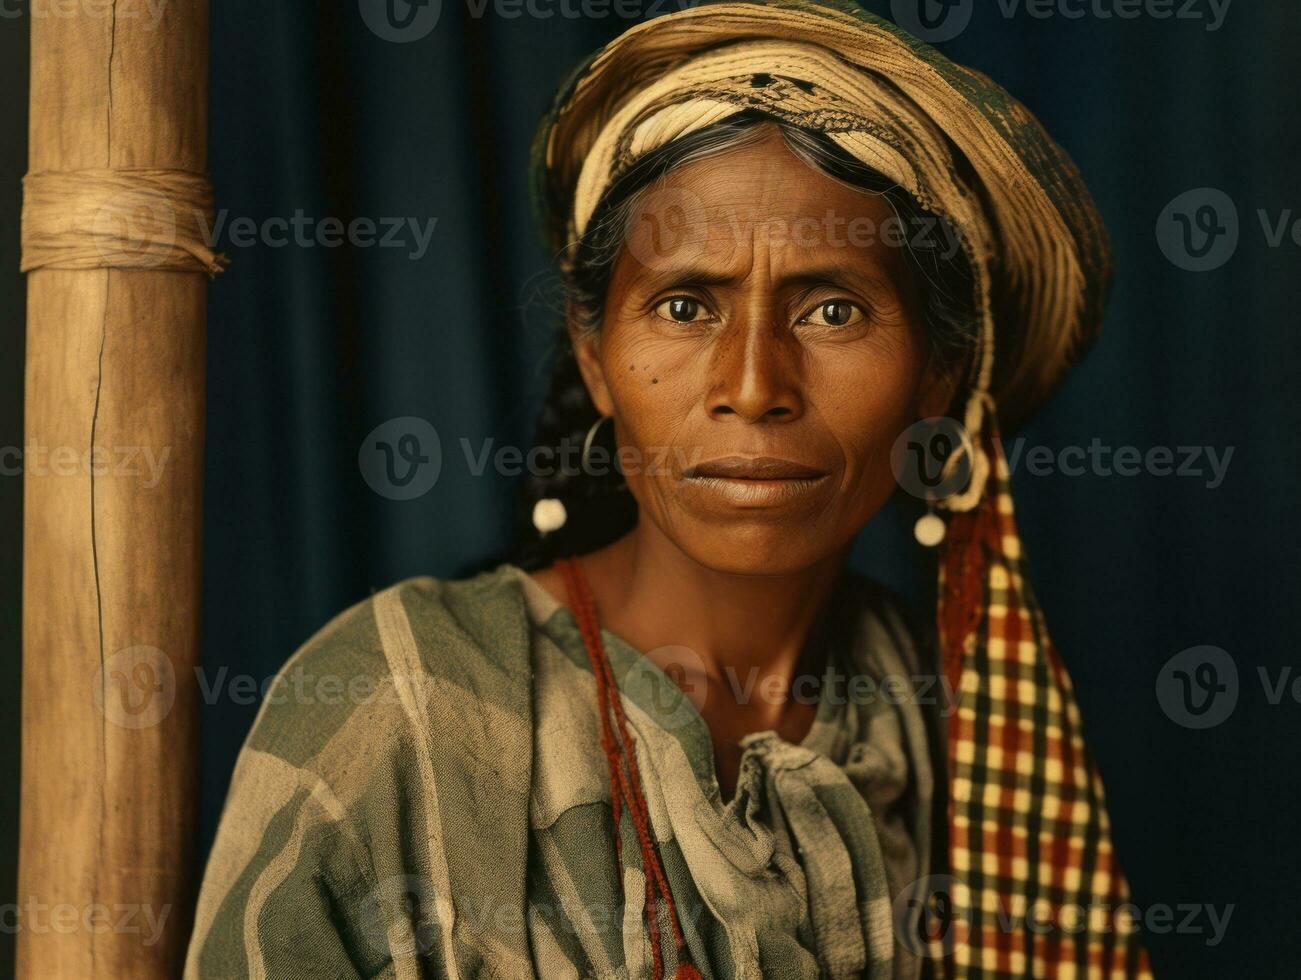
[670,518,843,578]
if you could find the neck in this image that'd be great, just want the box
[580,519,847,693]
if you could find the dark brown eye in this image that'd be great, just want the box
[821,301,853,325]
[802,299,864,328]
[654,297,708,323]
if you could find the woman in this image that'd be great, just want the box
[187,1,1150,977]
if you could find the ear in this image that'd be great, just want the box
[916,358,962,420]
[567,308,616,418]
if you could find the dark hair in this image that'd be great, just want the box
[512,112,978,569]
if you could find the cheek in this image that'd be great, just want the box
[811,338,925,489]
[599,328,702,448]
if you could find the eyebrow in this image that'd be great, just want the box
[638,269,735,291]
[634,262,899,296]
[779,265,897,292]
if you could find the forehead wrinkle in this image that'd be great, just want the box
[765,248,907,299]
[622,224,759,293]
[618,132,913,299]
[621,233,907,302]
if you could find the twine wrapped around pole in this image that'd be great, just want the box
[18,2,213,977]
[22,169,229,275]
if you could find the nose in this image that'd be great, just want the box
[705,317,804,423]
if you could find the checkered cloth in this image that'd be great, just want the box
[935,431,1151,978]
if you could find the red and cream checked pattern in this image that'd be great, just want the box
[934,433,1152,979]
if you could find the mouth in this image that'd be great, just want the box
[680,456,831,508]
[684,456,829,481]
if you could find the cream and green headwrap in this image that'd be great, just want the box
[534,0,1112,444]
[535,3,1151,977]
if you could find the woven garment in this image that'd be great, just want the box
[934,432,1152,978]
[185,567,937,979]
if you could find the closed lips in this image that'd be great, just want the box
[685,457,827,480]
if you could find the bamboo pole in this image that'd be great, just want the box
[19,0,211,975]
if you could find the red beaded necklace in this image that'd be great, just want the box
[556,557,701,980]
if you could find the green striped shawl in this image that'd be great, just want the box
[185,565,938,979]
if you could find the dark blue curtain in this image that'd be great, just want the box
[0,7,27,976]
[2,1,1299,977]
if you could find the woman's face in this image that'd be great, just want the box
[573,126,954,575]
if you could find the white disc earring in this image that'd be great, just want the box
[532,497,567,535]
[914,502,946,547]
[534,416,612,536]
